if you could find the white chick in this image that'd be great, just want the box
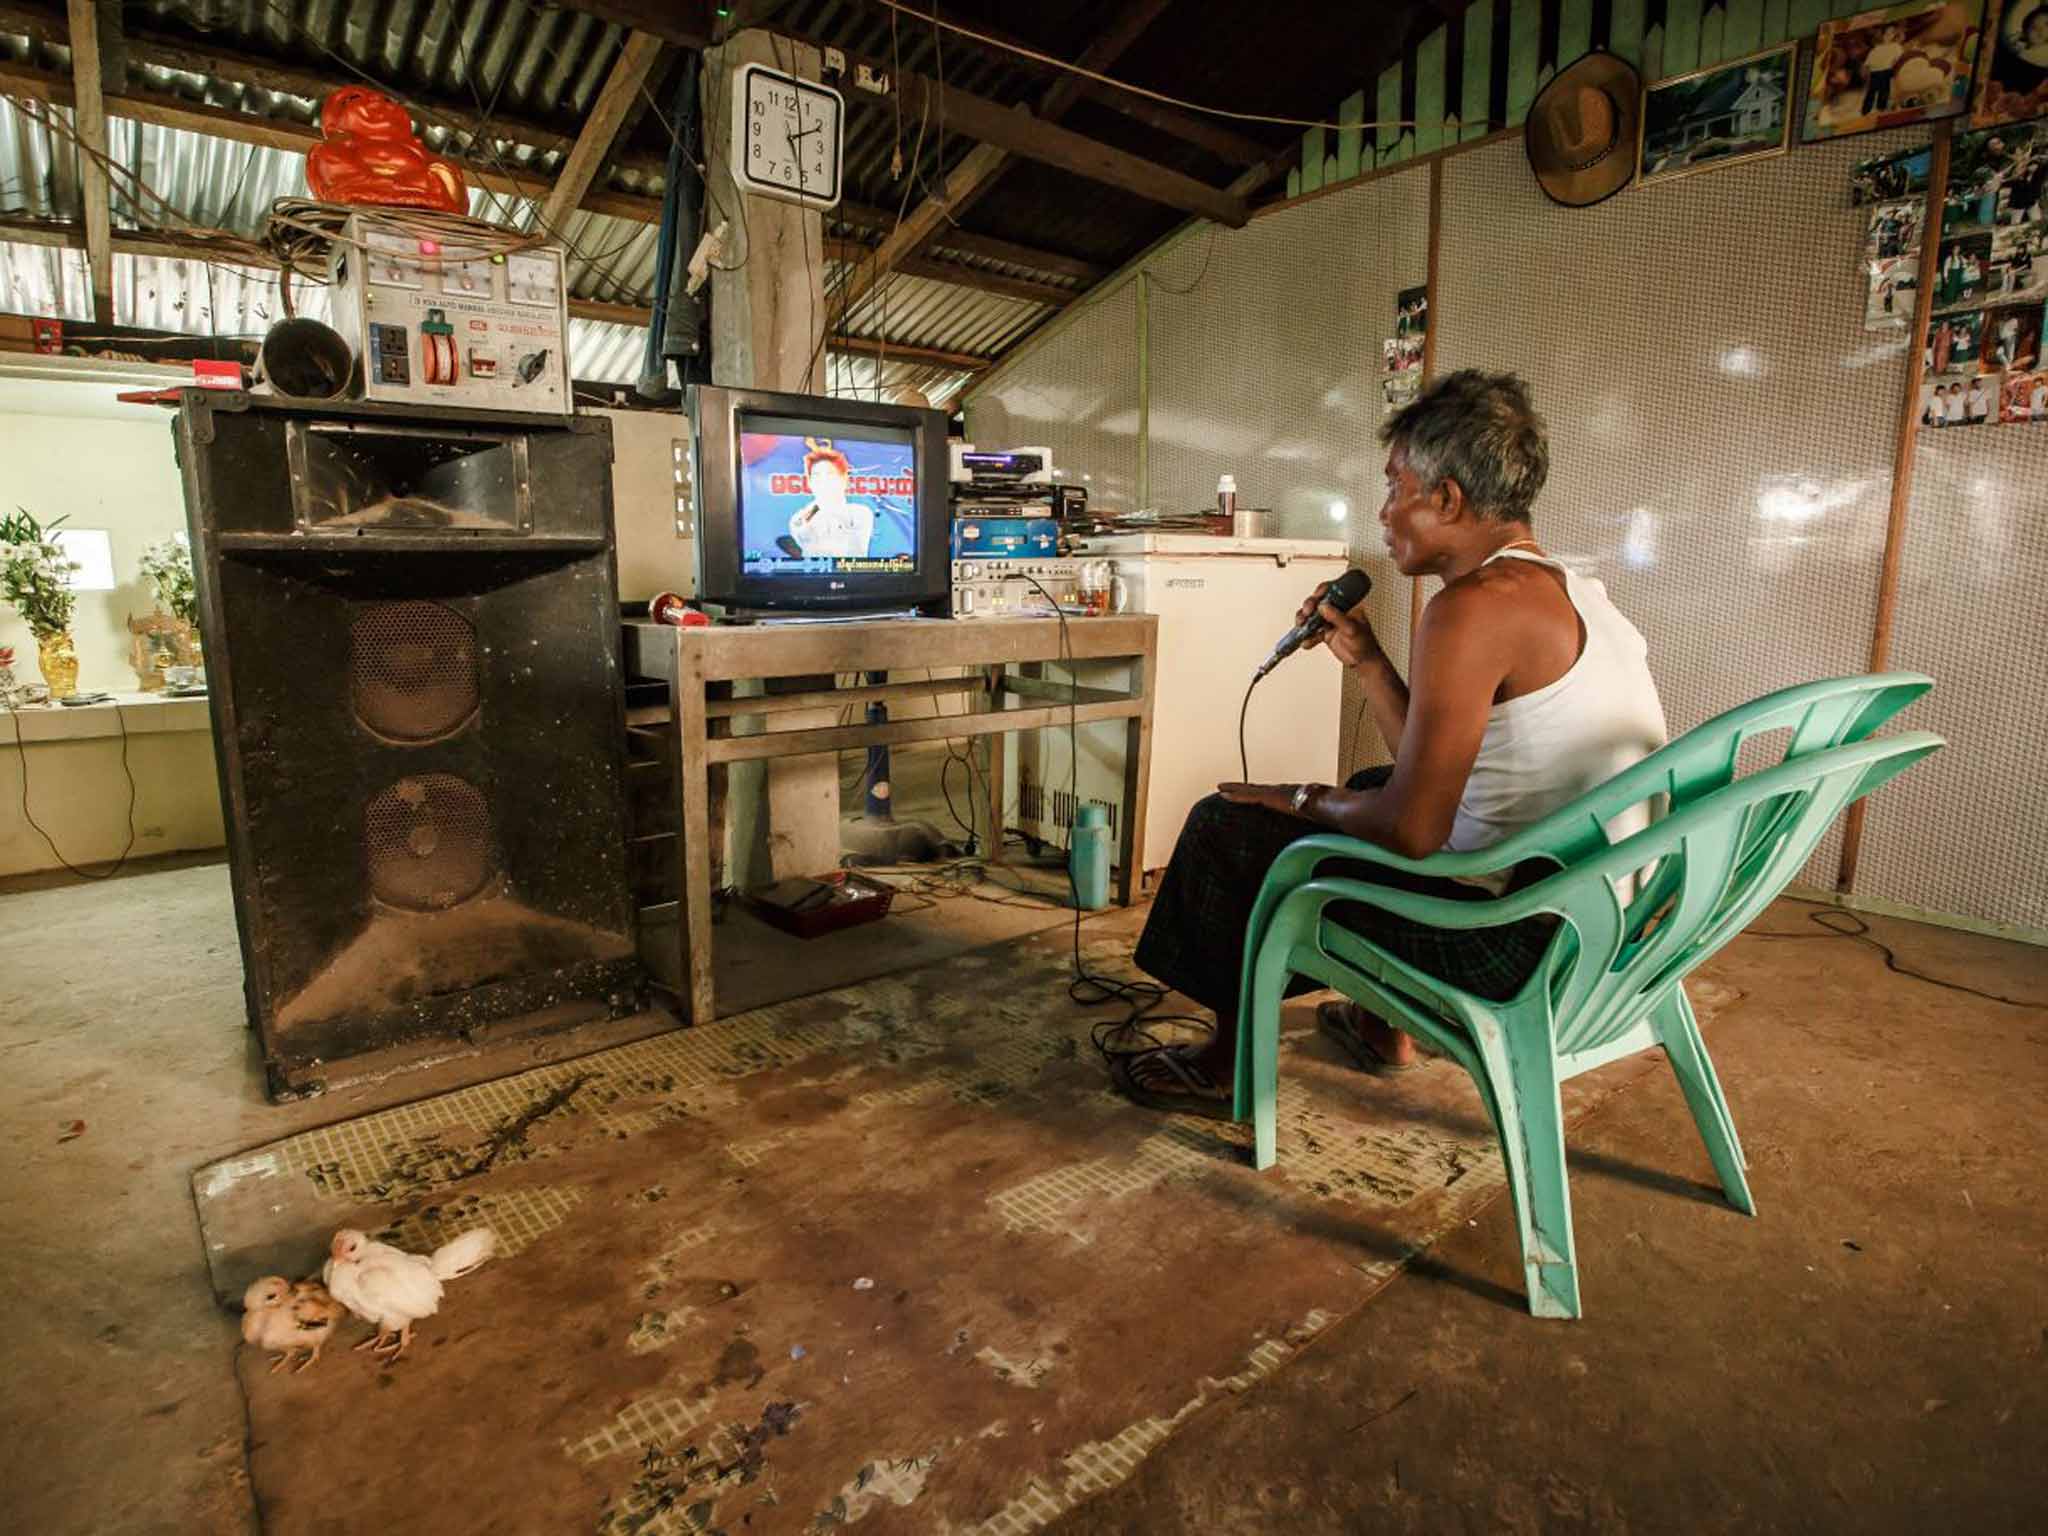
[322,1226,497,1359]
[241,1275,346,1374]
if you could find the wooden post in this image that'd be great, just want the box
[1118,646,1156,903]
[1411,155,1445,647]
[64,0,112,325]
[1837,123,1952,894]
[705,29,842,888]
[668,633,718,1024]
[1136,268,1150,509]
[982,663,1008,863]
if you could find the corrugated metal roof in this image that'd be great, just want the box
[132,0,627,144]
[0,2,1110,384]
[826,350,972,409]
[829,260,1047,358]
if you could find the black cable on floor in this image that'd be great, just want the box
[1747,902,2048,1010]
[1018,575,1211,1067]
[8,699,138,881]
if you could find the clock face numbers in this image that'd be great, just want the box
[735,64,843,208]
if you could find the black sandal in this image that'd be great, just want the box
[1317,1000,1420,1074]
[1108,1044,1234,1121]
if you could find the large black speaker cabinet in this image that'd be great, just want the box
[173,392,643,1095]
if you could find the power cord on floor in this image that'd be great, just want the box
[850,855,1068,913]
[7,700,138,880]
[1748,902,2048,1010]
[1017,575,1211,1067]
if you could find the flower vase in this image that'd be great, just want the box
[37,630,79,700]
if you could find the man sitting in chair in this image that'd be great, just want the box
[1115,370,1668,1115]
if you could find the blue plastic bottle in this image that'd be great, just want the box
[1069,803,1112,911]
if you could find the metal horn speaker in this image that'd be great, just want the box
[256,316,357,400]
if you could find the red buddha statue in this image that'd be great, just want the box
[306,86,467,213]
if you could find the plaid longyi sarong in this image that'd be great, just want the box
[1131,766,1556,1016]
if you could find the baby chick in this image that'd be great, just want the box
[241,1275,346,1374]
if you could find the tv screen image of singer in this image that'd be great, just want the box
[736,419,918,578]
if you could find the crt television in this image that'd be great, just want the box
[692,384,951,615]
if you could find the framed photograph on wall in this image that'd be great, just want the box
[1638,44,1797,186]
[1974,0,2048,125]
[1805,0,1987,142]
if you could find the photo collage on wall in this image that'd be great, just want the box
[1922,116,2048,424]
[1381,285,1427,409]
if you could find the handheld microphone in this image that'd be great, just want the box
[1254,567,1373,680]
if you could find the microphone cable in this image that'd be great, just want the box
[1016,574,1209,1067]
[1237,672,1263,783]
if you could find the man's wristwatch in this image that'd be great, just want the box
[1290,782,1325,817]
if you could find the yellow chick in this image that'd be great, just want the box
[241,1275,346,1374]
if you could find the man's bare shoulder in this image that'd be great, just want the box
[1425,560,1539,625]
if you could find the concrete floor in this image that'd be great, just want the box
[3,858,2044,1534]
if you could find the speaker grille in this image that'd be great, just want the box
[364,774,493,910]
[351,600,478,741]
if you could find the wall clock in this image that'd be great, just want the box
[732,61,844,210]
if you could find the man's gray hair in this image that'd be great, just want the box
[1379,369,1550,524]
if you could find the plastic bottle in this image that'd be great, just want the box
[1068,803,1112,911]
[1216,473,1237,521]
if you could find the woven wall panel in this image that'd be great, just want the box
[1435,131,1926,885]
[1856,407,2048,930]
[965,282,1141,518]
[1144,174,1430,771]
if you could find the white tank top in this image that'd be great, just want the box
[1447,548,1668,863]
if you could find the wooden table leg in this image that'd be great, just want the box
[672,639,717,1024]
[1118,647,1155,906]
[982,662,1007,863]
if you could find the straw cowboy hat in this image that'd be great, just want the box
[1525,50,1642,207]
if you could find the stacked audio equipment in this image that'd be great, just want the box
[174,391,642,1097]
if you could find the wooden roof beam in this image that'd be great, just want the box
[819,0,1201,327]
[830,335,992,372]
[535,1,1247,223]
[62,0,112,322]
[827,42,1247,227]
[933,0,1176,233]
[840,0,1274,168]
[833,203,1102,282]
[822,237,1075,307]
[538,30,665,229]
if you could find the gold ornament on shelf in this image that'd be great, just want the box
[2,506,80,703]
[133,535,203,692]
[127,611,202,691]
[37,629,78,700]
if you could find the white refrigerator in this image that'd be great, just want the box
[1010,533,1351,874]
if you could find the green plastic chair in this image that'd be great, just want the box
[1232,679,1940,1320]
